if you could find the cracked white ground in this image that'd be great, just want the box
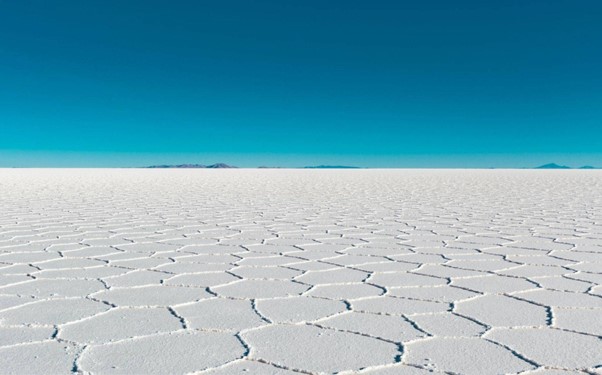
[0,169,601,375]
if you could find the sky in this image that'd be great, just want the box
[1,0,601,168]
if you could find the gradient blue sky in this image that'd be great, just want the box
[1,0,601,167]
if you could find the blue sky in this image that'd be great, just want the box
[1,0,601,167]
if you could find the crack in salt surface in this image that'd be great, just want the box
[0,169,601,374]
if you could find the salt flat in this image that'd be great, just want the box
[0,169,601,374]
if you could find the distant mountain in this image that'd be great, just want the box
[535,163,571,169]
[579,166,596,169]
[304,165,360,169]
[146,163,237,168]
[205,163,237,168]
[147,164,206,168]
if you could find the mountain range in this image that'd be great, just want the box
[535,163,597,169]
[146,163,236,168]
[145,164,362,169]
[144,163,598,169]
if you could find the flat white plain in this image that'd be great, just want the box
[0,169,601,374]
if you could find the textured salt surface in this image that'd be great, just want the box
[0,169,600,374]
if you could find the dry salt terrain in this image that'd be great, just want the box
[0,169,601,375]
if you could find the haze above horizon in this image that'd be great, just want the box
[1,1,601,168]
